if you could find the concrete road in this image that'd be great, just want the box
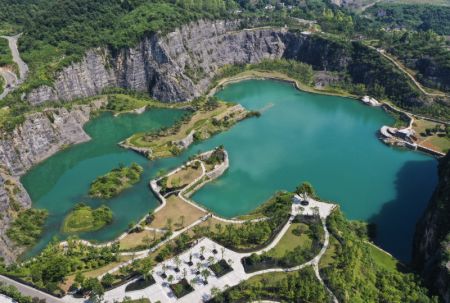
[0,275,64,303]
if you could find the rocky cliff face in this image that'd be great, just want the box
[25,20,429,112]
[0,100,103,176]
[0,100,103,263]
[0,173,31,264]
[413,152,450,303]
[26,20,288,105]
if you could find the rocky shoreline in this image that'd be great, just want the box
[0,99,105,263]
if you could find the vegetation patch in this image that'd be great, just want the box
[165,163,202,190]
[413,118,450,153]
[126,98,249,159]
[124,277,155,292]
[320,209,437,303]
[0,282,38,303]
[6,208,48,246]
[242,215,323,273]
[62,203,112,233]
[0,75,4,95]
[193,192,292,251]
[209,259,233,278]
[169,278,194,298]
[209,267,331,303]
[0,38,15,69]
[89,162,143,199]
[147,195,205,231]
[1,239,120,297]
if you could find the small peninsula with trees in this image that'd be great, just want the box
[62,203,113,234]
[89,162,143,199]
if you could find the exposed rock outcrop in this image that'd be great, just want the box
[25,20,430,113]
[0,100,104,263]
[413,152,450,303]
[26,20,288,105]
[0,172,31,264]
[0,100,104,176]
[0,100,105,263]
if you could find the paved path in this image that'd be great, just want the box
[0,34,28,100]
[1,34,28,80]
[369,46,446,97]
[0,275,64,303]
[67,194,339,303]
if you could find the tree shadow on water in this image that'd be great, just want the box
[368,158,438,266]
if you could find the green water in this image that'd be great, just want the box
[22,80,438,261]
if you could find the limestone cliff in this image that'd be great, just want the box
[26,20,288,105]
[0,173,31,264]
[0,100,103,176]
[25,20,430,113]
[413,152,450,303]
[0,100,104,263]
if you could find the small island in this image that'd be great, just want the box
[89,162,144,199]
[62,203,113,233]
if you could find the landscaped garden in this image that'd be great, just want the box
[124,276,155,292]
[241,215,324,273]
[124,98,251,160]
[209,259,233,278]
[89,162,143,199]
[147,195,206,231]
[193,192,294,251]
[62,203,113,233]
[169,278,194,298]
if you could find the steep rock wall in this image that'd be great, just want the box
[0,174,31,264]
[26,20,288,105]
[413,152,450,303]
[0,100,103,176]
[0,100,103,262]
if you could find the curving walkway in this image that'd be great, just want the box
[369,46,446,98]
[67,195,339,303]
[58,151,339,302]
[0,34,28,100]
[1,34,28,80]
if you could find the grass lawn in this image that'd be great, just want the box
[60,256,133,292]
[368,243,399,272]
[62,204,112,233]
[245,271,298,286]
[319,235,339,269]
[148,195,205,230]
[267,223,312,258]
[128,102,229,150]
[413,118,450,153]
[167,165,202,189]
[119,229,163,250]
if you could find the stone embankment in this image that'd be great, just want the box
[378,103,446,157]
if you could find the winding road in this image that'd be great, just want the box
[368,45,446,98]
[0,34,28,100]
[0,275,64,303]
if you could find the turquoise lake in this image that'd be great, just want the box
[21,79,438,261]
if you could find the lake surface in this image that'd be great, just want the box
[22,80,438,261]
